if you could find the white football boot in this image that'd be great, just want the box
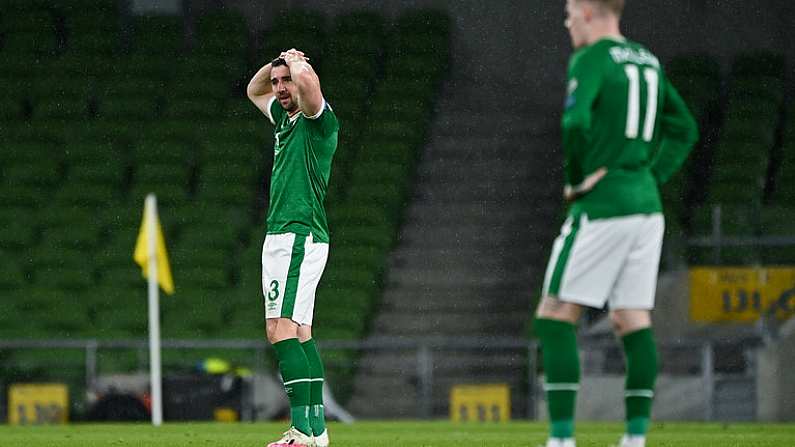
[266,426,315,447]
[313,429,329,447]
[612,434,645,447]
[541,437,576,447]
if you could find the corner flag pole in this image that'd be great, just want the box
[145,194,163,426]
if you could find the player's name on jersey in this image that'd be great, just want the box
[608,46,659,68]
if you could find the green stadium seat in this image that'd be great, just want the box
[0,185,49,208]
[196,182,256,207]
[0,206,34,226]
[350,161,410,185]
[167,202,249,230]
[63,141,119,163]
[65,9,121,55]
[28,246,89,270]
[52,53,115,78]
[176,266,229,290]
[0,97,25,120]
[131,15,185,55]
[195,11,248,57]
[224,305,262,338]
[0,262,27,289]
[134,162,192,188]
[370,97,428,122]
[178,224,240,251]
[333,225,394,251]
[33,265,94,290]
[199,163,261,188]
[40,225,101,250]
[201,141,262,166]
[96,96,160,121]
[132,140,192,165]
[162,98,223,120]
[128,183,190,209]
[38,204,95,228]
[329,245,387,272]
[397,8,451,35]
[327,203,396,229]
[162,288,230,337]
[1,29,58,55]
[32,97,91,120]
[333,11,385,38]
[345,182,406,207]
[313,305,368,334]
[102,205,146,236]
[224,98,262,122]
[99,265,146,288]
[54,183,119,208]
[165,77,234,101]
[171,246,230,271]
[67,162,126,187]
[91,291,149,337]
[2,159,61,186]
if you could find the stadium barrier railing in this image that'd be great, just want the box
[0,337,750,421]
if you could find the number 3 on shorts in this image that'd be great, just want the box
[268,280,280,301]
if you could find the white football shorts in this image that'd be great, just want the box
[262,232,329,325]
[542,212,664,310]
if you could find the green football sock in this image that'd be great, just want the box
[535,318,580,439]
[622,328,658,436]
[301,338,326,436]
[273,338,312,436]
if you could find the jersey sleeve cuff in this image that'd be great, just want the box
[302,99,327,120]
[264,96,277,125]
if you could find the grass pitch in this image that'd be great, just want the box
[0,421,793,447]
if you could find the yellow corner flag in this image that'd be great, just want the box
[133,195,175,295]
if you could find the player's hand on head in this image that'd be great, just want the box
[280,48,308,63]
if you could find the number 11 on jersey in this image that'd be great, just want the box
[624,64,659,142]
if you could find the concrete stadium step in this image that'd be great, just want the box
[416,160,533,178]
[405,201,534,223]
[380,291,530,313]
[397,227,548,251]
[388,247,530,269]
[371,312,526,336]
[356,351,525,376]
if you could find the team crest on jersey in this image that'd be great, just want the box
[567,79,578,95]
[565,79,578,109]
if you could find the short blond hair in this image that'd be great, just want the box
[581,0,624,17]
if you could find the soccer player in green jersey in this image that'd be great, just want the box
[247,48,338,447]
[534,2,698,447]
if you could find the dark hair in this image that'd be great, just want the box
[271,57,287,67]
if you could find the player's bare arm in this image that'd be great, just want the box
[281,48,324,117]
[246,61,275,115]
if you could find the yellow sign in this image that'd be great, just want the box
[690,267,795,322]
[8,384,69,425]
[450,384,510,422]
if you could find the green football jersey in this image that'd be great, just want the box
[266,98,338,242]
[562,37,699,219]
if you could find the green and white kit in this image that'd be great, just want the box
[261,96,338,324]
[546,36,698,309]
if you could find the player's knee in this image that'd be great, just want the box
[609,310,651,336]
[266,318,293,344]
[535,296,581,323]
